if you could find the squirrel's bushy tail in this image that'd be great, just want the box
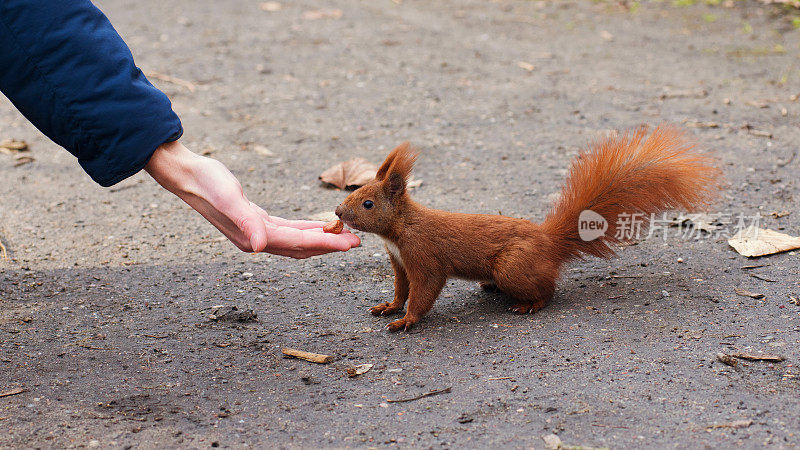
[542,125,721,263]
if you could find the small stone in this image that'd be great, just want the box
[543,433,562,449]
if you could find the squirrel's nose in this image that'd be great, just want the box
[335,204,343,218]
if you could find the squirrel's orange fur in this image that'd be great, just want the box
[335,126,721,332]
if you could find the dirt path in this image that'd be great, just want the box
[1,1,798,448]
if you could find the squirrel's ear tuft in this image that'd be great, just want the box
[376,142,417,181]
[382,142,419,199]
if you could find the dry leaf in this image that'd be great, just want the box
[319,158,377,190]
[303,9,343,20]
[516,61,535,72]
[346,363,373,377]
[0,139,29,154]
[728,226,800,257]
[260,1,282,12]
[735,288,764,299]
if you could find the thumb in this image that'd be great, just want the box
[237,210,269,253]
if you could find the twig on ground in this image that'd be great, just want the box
[387,387,452,403]
[281,347,334,364]
[750,274,776,283]
[0,387,26,398]
[730,352,784,362]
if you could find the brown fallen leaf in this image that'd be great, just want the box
[319,158,377,190]
[346,363,373,377]
[303,9,343,20]
[728,226,800,257]
[735,288,764,299]
[0,139,29,153]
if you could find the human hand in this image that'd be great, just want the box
[145,140,360,258]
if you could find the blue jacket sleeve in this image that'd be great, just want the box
[0,0,183,187]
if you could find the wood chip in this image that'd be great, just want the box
[281,347,333,364]
[706,419,752,430]
[346,364,373,377]
[386,387,451,403]
[728,226,800,257]
[0,139,29,153]
[0,387,26,398]
[516,61,535,71]
[735,288,764,299]
[684,121,721,128]
[660,88,708,99]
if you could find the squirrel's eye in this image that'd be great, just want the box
[362,200,374,209]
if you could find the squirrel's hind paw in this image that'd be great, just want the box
[387,316,417,332]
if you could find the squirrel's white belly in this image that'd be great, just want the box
[382,238,404,268]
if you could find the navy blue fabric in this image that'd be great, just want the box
[0,0,182,186]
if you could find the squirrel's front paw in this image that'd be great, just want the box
[386,316,417,332]
[370,302,403,316]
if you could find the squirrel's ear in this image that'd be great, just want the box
[385,172,406,199]
[382,142,418,200]
[376,142,410,181]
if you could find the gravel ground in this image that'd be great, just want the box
[1,0,799,448]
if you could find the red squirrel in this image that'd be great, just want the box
[334,125,721,332]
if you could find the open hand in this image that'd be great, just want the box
[145,140,360,258]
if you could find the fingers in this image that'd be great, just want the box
[264,225,358,254]
[266,215,328,230]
